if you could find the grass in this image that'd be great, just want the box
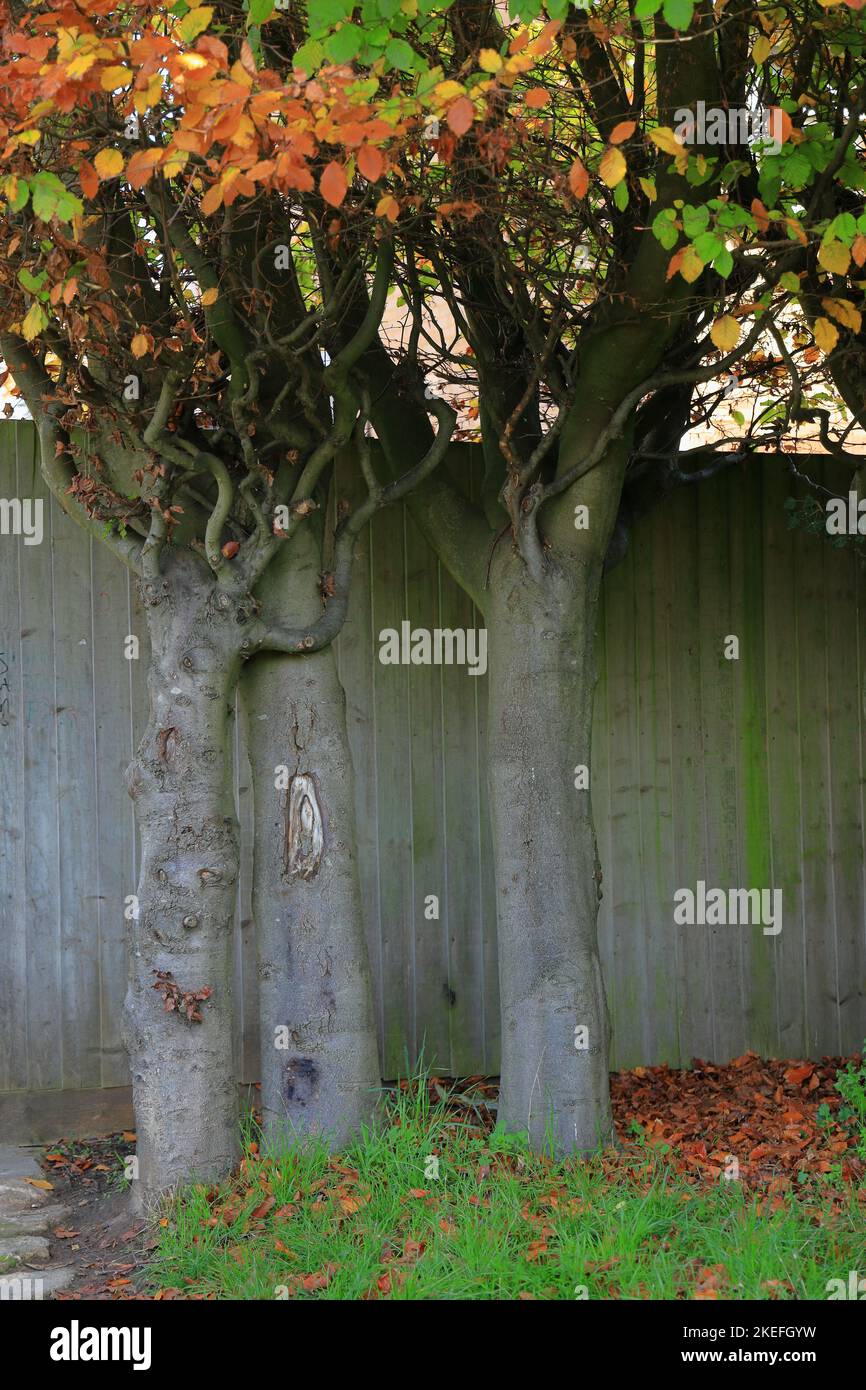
[145,1071,866,1301]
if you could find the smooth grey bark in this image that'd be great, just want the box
[123,554,252,1203]
[242,526,381,1149]
[484,549,615,1153]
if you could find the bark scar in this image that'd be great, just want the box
[285,773,325,881]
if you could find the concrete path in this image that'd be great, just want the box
[0,1144,75,1299]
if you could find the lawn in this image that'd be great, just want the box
[142,1051,866,1301]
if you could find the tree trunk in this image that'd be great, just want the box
[485,554,615,1153]
[123,561,244,1202]
[242,529,380,1149]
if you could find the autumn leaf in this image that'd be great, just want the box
[357,144,384,182]
[768,107,793,146]
[320,161,348,208]
[710,315,740,352]
[610,120,637,145]
[813,317,839,354]
[784,1061,816,1085]
[568,158,589,199]
[599,146,627,188]
[200,183,223,216]
[818,239,851,276]
[25,1177,53,1190]
[821,298,862,333]
[79,160,98,200]
[678,245,704,283]
[649,126,685,156]
[478,48,503,73]
[130,332,149,358]
[21,301,49,342]
[200,287,219,307]
[94,148,124,181]
[375,193,400,222]
[446,97,475,136]
[524,87,549,109]
[752,35,772,63]
[126,148,163,190]
[751,198,770,233]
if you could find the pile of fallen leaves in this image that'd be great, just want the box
[612,1051,864,1196]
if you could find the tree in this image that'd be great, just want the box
[2,0,863,1187]
[295,0,866,1149]
[0,0,455,1197]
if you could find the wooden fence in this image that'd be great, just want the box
[1,421,865,1133]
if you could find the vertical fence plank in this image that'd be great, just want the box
[0,427,27,1090]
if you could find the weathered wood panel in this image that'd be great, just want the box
[2,422,866,1113]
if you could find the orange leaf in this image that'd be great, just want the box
[357,144,384,182]
[320,160,348,208]
[568,158,589,199]
[221,540,240,559]
[853,234,866,268]
[784,1062,815,1086]
[609,119,637,144]
[447,97,475,136]
[79,160,98,199]
[768,107,793,146]
[125,148,163,190]
[524,87,549,109]
[200,182,224,215]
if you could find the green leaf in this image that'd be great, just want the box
[385,37,416,70]
[662,0,693,30]
[634,0,661,17]
[18,267,47,295]
[247,0,274,22]
[30,172,83,224]
[292,38,323,75]
[614,178,629,212]
[712,245,733,278]
[326,24,364,61]
[652,207,679,250]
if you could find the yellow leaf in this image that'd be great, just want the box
[21,302,48,342]
[434,80,465,104]
[376,194,400,223]
[821,298,861,333]
[94,148,124,180]
[710,315,740,352]
[813,317,839,354]
[478,49,502,73]
[200,287,219,307]
[25,1177,54,1190]
[100,65,132,91]
[131,333,149,358]
[752,36,772,63]
[16,130,41,145]
[679,245,704,283]
[649,126,685,157]
[639,176,656,201]
[599,146,626,188]
[817,240,851,276]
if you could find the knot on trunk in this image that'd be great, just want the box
[285,773,324,881]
